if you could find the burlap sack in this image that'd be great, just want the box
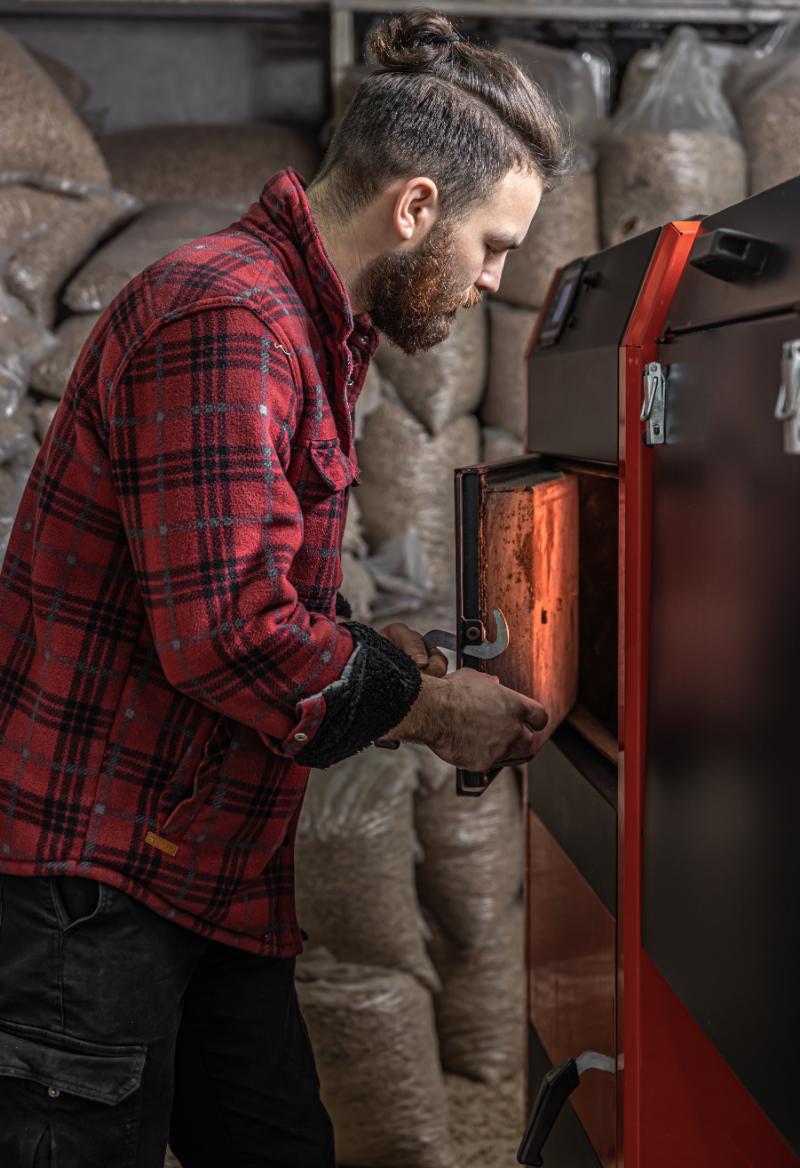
[482,426,524,463]
[427,902,525,1085]
[734,26,800,194]
[374,305,487,436]
[64,202,238,313]
[295,749,438,991]
[415,767,523,949]
[599,28,746,246]
[356,397,480,594]
[484,302,538,440]
[0,31,109,192]
[495,171,599,310]
[8,190,136,324]
[28,48,91,112]
[0,187,62,261]
[340,551,375,622]
[296,948,456,1168]
[444,1071,525,1168]
[354,361,383,441]
[100,124,319,211]
[0,410,34,465]
[30,314,101,400]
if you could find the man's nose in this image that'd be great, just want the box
[475,256,507,296]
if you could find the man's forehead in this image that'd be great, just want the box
[467,167,543,240]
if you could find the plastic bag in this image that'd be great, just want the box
[30,313,100,400]
[374,304,488,437]
[296,948,456,1168]
[0,31,110,193]
[620,41,749,112]
[482,426,524,463]
[64,201,239,313]
[0,290,56,419]
[357,397,480,594]
[415,767,523,949]
[362,527,435,618]
[342,488,366,557]
[731,20,800,193]
[484,302,538,439]
[599,27,746,247]
[30,399,59,443]
[100,124,320,212]
[8,189,137,325]
[427,902,525,1085]
[295,749,439,991]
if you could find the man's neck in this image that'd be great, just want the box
[306,184,372,316]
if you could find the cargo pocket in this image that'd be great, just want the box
[0,1018,145,1168]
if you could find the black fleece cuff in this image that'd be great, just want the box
[335,592,352,619]
[295,621,422,769]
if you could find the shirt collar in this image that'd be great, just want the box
[241,168,378,359]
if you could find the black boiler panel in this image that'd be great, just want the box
[527,228,659,464]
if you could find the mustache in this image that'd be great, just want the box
[460,287,483,310]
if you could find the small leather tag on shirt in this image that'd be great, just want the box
[145,831,178,857]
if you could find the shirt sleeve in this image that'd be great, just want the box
[105,305,358,760]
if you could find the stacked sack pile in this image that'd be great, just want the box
[0,30,136,561]
[0,26,319,566]
[483,39,603,463]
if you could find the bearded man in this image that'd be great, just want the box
[0,10,567,1167]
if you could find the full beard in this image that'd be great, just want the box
[355,221,482,355]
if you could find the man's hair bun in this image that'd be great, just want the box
[368,9,462,70]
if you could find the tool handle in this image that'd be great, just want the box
[517,1058,580,1166]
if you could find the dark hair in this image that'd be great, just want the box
[312,9,570,219]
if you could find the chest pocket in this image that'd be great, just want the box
[289,440,359,613]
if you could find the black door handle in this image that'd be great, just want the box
[689,228,774,282]
[517,1058,580,1165]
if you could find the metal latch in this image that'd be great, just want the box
[641,362,667,446]
[775,339,800,455]
[518,1050,615,1165]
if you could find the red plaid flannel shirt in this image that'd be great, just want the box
[0,170,392,954]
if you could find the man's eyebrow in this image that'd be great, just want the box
[488,235,522,250]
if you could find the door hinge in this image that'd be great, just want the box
[641,362,667,446]
[776,339,800,455]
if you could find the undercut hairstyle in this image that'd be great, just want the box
[312,8,571,220]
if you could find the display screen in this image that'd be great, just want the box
[550,278,576,326]
[538,258,585,347]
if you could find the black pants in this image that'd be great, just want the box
[0,875,335,1168]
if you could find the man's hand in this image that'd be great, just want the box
[383,669,548,772]
[378,622,449,678]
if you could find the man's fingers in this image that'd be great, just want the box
[521,697,548,732]
[422,649,449,678]
[379,623,430,667]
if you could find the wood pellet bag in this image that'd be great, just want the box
[295,750,438,991]
[296,950,456,1168]
[30,313,101,400]
[427,903,525,1086]
[100,124,320,211]
[374,304,488,436]
[415,767,523,950]
[64,201,239,314]
[598,27,746,247]
[484,301,539,440]
[356,396,480,595]
[0,31,110,192]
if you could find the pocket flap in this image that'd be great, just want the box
[0,1019,145,1105]
[308,441,359,490]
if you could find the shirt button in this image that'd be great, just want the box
[294,732,308,743]
[48,1087,60,1098]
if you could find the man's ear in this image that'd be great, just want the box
[392,177,440,245]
